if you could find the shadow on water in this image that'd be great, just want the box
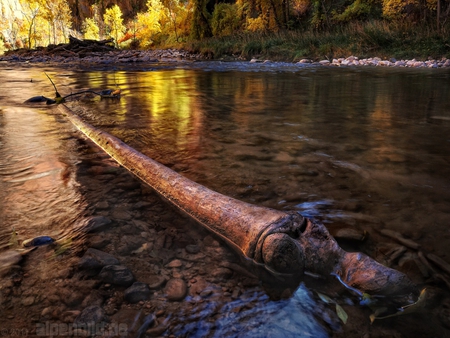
[1,63,450,337]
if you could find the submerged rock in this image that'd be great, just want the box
[124,282,152,303]
[75,305,108,326]
[74,216,112,234]
[78,248,120,272]
[99,265,135,286]
[164,278,187,301]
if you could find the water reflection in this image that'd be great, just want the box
[1,64,450,336]
[0,68,86,255]
[66,64,450,261]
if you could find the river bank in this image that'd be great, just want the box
[2,45,450,70]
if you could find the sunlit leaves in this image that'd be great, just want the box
[136,1,163,47]
[82,17,100,40]
[104,4,126,47]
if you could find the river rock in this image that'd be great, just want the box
[164,278,187,301]
[75,305,108,326]
[99,265,135,286]
[210,267,233,282]
[111,308,147,335]
[79,248,120,272]
[147,275,167,290]
[74,216,112,234]
[116,235,146,255]
[166,259,183,268]
[87,235,111,249]
[124,282,152,303]
[185,244,200,254]
[58,287,85,307]
[21,296,35,306]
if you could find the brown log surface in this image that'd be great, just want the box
[58,104,286,259]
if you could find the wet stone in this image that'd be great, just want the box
[185,244,200,254]
[74,216,112,234]
[81,290,105,308]
[124,282,152,303]
[22,296,35,306]
[210,267,233,282]
[78,248,120,271]
[95,201,109,210]
[111,208,133,221]
[99,265,135,286]
[147,275,167,290]
[116,236,146,255]
[111,308,146,335]
[166,259,183,268]
[58,288,85,307]
[75,305,108,326]
[87,235,111,249]
[164,278,187,301]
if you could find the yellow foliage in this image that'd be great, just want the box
[136,11,162,47]
[83,18,100,40]
[382,0,418,19]
[246,15,267,32]
[104,4,125,47]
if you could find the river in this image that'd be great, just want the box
[0,62,449,337]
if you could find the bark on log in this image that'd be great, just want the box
[58,104,418,298]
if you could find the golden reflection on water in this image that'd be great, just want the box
[51,65,450,256]
[0,102,85,249]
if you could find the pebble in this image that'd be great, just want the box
[164,278,187,301]
[294,56,450,68]
[166,259,183,268]
[21,296,35,306]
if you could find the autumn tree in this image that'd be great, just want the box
[135,0,165,47]
[21,0,41,49]
[104,4,125,47]
[82,17,100,40]
[33,0,71,44]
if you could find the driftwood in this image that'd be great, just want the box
[58,104,419,300]
[5,36,116,59]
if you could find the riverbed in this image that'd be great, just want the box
[1,62,450,337]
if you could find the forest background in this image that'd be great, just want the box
[1,0,449,61]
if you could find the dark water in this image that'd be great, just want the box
[1,63,450,336]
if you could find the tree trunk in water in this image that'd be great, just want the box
[58,104,418,299]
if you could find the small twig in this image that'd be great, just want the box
[44,72,61,98]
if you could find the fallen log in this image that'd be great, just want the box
[58,104,418,299]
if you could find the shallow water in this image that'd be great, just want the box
[1,63,450,336]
